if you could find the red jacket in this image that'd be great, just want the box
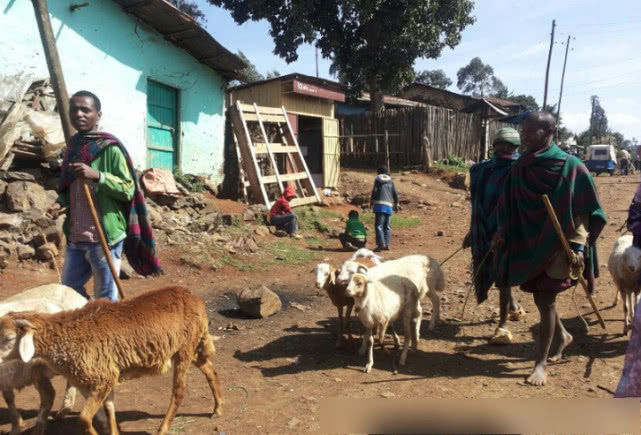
[270,195,292,216]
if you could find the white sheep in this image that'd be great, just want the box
[338,254,444,344]
[0,284,87,435]
[608,235,641,335]
[350,248,384,265]
[346,273,418,372]
[313,263,354,348]
[313,262,400,349]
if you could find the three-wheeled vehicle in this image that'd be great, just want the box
[584,144,617,176]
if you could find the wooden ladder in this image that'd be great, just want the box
[230,101,321,208]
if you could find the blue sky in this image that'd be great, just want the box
[197,0,641,140]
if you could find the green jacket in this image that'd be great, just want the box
[345,217,367,240]
[58,146,135,245]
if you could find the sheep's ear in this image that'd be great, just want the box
[329,271,336,286]
[18,332,35,363]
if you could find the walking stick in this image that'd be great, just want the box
[440,246,464,266]
[541,194,605,330]
[83,182,125,300]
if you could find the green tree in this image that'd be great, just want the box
[231,51,264,86]
[169,0,206,24]
[209,0,476,112]
[265,70,281,79]
[456,57,506,97]
[415,69,452,89]
[507,94,539,110]
[589,95,608,139]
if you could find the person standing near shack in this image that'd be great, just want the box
[371,167,399,252]
[463,127,524,345]
[493,111,606,386]
[48,90,162,301]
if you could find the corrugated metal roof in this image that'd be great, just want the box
[111,0,245,79]
[358,92,424,107]
[228,72,347,93]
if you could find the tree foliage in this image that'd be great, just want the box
[415,69,452,89]
[507,94,539,110]
[590,95,608,138]
[265,70,281,79]
[169,0,206,24]
[456,57,506,97]
[209,0,476,112]
[231,51,264,86]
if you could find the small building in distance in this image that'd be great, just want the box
[228,73,346,188]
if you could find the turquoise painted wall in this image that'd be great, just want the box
[0,0,228,180]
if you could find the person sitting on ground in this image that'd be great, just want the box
[370,167,398,252]
[494,111,606,386]
[339,210,367,251]
[463,127,524,345]
[269,186,302,239]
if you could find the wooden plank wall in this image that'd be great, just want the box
[338,106,484,169]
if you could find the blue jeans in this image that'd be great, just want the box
[62,241,123,301]
[270,213,298,234]
[375,213,391,247]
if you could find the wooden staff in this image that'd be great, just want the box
[83,183,125,300]
[32,0,125,299]
[541,194,606,330]
[440,246,464,266]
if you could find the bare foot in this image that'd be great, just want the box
[548,332,573,362]
[525,364,547,386]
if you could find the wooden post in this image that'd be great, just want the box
[422,131,432,172]
[384,130,390,174]
[31,0,73,141]
[31,0,125,299]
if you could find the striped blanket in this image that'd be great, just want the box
[495,144,606,293]
[60,132,163,276]
[469,152,519,303]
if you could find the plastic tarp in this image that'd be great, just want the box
[24,109,65,159]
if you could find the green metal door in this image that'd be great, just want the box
[146,80,178,169]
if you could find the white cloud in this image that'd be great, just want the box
[512,42,547,59]
[562,110,591,133]
[609,112,641,129]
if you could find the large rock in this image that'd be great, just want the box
[119,257,138,280]
[449,172,471,191]
[0,171,36,182]
[0,213,22,230]
[6,181,52,212]
[32,225,63,248]
[237,285,282,318]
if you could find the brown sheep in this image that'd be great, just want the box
[0,286,222,435]
[313,262,354,348]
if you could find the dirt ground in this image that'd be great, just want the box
[0,169,637,434]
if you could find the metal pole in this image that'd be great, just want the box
[543,19,556,109]
[556,35,571,139]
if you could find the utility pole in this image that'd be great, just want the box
[543,19,556,109]
[315,46,319,77]
[555,34,571,139]
[31,0,73,141]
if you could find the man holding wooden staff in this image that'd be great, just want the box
[493,111,606,386]
[48,90,162,301]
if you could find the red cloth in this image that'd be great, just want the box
[270,195,292,216]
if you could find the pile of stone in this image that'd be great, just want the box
[0,169,62,268]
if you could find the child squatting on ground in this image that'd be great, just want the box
[339,210,367,251]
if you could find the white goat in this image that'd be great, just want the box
[346,273,419,372]
[338,254,444,343]
[608,235,641,335]
[0,284,87,435]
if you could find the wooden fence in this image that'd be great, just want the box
[339,106,483,169]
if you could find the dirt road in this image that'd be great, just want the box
[0,170,636,434]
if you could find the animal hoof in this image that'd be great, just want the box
[364,365,372,373]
